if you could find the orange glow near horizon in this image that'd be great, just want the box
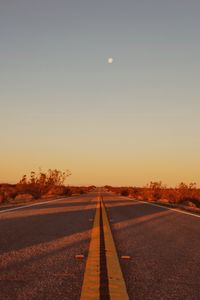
[1,153,200,187]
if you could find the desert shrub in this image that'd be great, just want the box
[0,185,18,203]
[95,183,200,211]
[87,185,96,191]
[152,190,161,201]
[148,181,164,201]
[16,183,41,199]
[179,196,200,208]
[0,192,6,203]
[79,189,85,194]
[121,189,129,196]
[168,191,178,203]
[4,188,17,199]
[15,194,34,202]
[139,188,150,201]
[45,185,72,196]
[130,187,140,199]
[69,186,92,194]
[16,169,71,199]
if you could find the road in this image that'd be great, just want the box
[0,191,200,299]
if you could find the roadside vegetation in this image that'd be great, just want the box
[105,182,200,214]
[0,169,96,206]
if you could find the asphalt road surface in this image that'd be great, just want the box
[0,191,200,299]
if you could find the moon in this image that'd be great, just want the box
[108,57,114,64]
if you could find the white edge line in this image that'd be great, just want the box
[128,197,200,219]
[0,195,78,215]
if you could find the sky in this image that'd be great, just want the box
[1,0,200,186]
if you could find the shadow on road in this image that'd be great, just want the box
[0,201,96,255]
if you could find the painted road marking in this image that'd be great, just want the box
[120,256,131,260]
[99,200,110,299]
[101,199,129,300]
[130,199,200,219]
[0,195,78,215]
[75,255,85,259]
[81,197,100,299]
[81,196,129,300]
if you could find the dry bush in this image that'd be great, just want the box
[45,185,72,197]
[69,186,95,195]
[0,184,18,203]
[16,169,72,199]
[120,189,129,196]
[108,182,200,210]
[0,192,5,204]
[15,194,34,202]
[0,169,72,205]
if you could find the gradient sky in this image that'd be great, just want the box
[1,0,200,186]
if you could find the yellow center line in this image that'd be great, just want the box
[80,195,129,300]
[101,199,129,300]
[80,197,100,300]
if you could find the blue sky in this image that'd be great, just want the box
[1,0,200,186]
